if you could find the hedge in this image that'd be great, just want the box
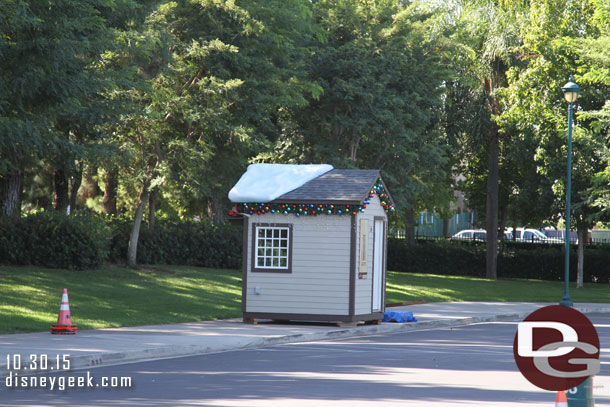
[4,212,609,282]
[106,216,242,269]
[0,212,241,270]
[387,238,610,283]
[0,211,110,270]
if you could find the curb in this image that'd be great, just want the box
[3,305,609,376]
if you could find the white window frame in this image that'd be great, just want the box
[252,224,292,273]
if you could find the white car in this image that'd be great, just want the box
[508,228,563,244]
[451,229,487,241]
[451,229,513,241]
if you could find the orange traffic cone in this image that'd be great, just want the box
[555,391,568,407]
[50,288,78,334]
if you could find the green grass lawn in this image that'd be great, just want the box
[0,265,608,334]
[0,265,242,334]
[386,272,610,304]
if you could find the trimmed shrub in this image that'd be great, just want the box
[388,238,610,283]
[0,211,110,270]
[0,213,241,270]
[106,217,242,269]
[387,238,486,277]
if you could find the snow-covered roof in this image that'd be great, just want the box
[228,164,334,203]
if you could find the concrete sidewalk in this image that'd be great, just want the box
[1,301,609,376]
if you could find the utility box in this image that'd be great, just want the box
[567,377,594,407]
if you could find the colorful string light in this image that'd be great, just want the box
[239,178,395,216]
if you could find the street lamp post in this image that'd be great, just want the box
[560,76,580,307]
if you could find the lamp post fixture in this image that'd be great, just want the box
[560,76,580,307]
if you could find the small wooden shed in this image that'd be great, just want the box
[228,164,395,325]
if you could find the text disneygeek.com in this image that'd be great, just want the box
[3,354,132,391]
[3,371,132,391]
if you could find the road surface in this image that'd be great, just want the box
[1,314,609,406]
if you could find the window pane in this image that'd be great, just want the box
[255,226,290,270]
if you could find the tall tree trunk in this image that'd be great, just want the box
[498,204,508,242]
[577,225,585,288]
[69,165,83,214]
[148,187,158,231]
[485,133,499,280]
[0,169,23,217]
[102,169,118,215]
[81,165,102,199]
[442,218,450,238]
[53,169,69,212]
[404,203,416,247]
[209,189,225,224]
[127,180,150,268]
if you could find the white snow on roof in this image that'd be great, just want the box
[228,163,334,203]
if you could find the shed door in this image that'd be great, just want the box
[372,219,385,312]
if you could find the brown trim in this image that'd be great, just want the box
[349,215,357,316]
[243,311,384,323]
[370,217,376,312]
[241,215,249,313]
[251,222,293,273]
[358,172,395,210]
[371,216,386,313]
[377,176,396,209]
[381,217,387,313]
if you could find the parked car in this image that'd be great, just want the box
[506,228,563,244]
[451,229,514,241]
[451,229,487,241]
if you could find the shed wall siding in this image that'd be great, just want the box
[354,195,387,315]
[246,213,351,315]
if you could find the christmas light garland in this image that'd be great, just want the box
[239,178,395,217]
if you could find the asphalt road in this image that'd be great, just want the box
[1,314,609,407]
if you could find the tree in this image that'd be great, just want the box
[275,0,454,244]
[112,0,319,266]
[0,0,115,216]
[444,0,526,279]
[497,0,604,287]
[153,0,319,224]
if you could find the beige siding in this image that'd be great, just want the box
[354,195,386,315]
[246,213,351,315]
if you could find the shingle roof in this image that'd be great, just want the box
[272,169,387,205]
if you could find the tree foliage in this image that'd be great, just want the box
[2,0,610,272]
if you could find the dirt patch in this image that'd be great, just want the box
[137,266,177,275]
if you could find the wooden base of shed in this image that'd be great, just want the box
[243,312,384,326]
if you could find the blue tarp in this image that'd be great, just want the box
[382,310,417,323]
